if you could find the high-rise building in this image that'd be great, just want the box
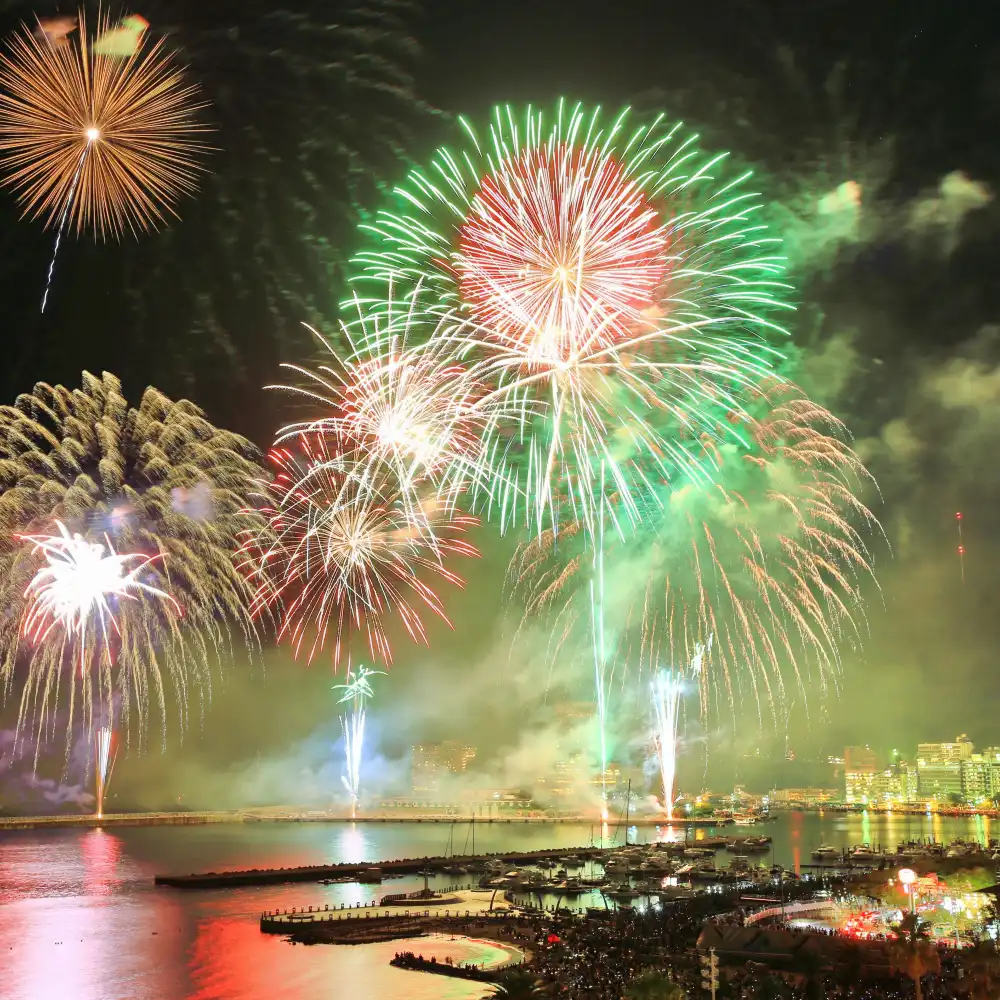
[961,747,1000,804]
[844,745,878,803]
[916,735,974,801]
[549,752,585,798]
[590,762,622,793]
[439,741,476,774]
[411,743,442,795]
[410,741,477,795]
[554,702,594,727]
[871,761,918,804]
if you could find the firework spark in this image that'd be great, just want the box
[350,101,794,538]
[240,435,478,666]
[333,664,384,814]
[510,385,879,725]
[0,10,209,237]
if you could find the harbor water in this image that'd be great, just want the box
[0,811,996,999]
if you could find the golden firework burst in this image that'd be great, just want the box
[0,10,209,238]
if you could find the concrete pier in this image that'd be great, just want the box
[156,845,605,889]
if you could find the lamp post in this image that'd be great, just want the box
[898,867,917,915]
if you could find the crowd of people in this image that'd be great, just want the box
[464,884,998,999]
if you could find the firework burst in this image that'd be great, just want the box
[350,101,794,537]
[19,520,181,673]
[652,636,710,821]
[240,434,478,667]
[0,372,264,749]
[275,291,506,520]
[0,10,209,237]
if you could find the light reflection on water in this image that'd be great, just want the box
[0,814,996,998]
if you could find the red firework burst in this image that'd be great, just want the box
[456,142,669,364]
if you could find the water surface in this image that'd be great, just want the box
[1,813,994,999]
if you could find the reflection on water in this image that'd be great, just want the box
[1,814,997,998]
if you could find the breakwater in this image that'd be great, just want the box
[390,950,523,982]
[0,811,237,831]
[261,902,533,946]
[156,845,604,889]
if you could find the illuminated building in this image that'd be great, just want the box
[961,747,1000,804]
[439,741,476,774]
[916,735,973,801]
[872,761,918,804]
[549,751,585,798]
[770,787,839,807]
[410,741,477,794]
[844,745,878,804]
[590,761,622,792]
[554,701,594,726]
[411,743,443,794]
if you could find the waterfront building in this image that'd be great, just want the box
[549,751,586,798]
[844,745,879,804]
[916,735,974,801]
[410,741,477,795]
[871,761,918,805]
[590,761,622,793]
[439,741,476,774]
[961,747,1000,804]
[770,787,839,807]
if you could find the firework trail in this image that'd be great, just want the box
[955,511,965,584]
[652,635,711,821]
[333,665,384,815]
[0,372,264,751]
[94,724,116,819]
[349,101,794,540]
[239,435,478,667]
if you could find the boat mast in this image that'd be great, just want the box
[624,780,631,845]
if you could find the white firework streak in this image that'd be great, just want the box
[95,725,116,819]
[652,634,712,821]
[333,665,384,813]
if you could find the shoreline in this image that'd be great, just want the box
[3,804,998,832]
[0,810,732,831]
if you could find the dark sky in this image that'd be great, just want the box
[2,0,1000,810]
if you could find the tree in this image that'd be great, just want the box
[888,913,940,1000]
[625,971,687,999]
[963,943,1000,1000]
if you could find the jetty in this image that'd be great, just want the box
[259,891,529,945]
[156,845,606,889]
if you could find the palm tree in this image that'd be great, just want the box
[484,969,547,998]
[625,971,687,999]
[888,913,940,1000]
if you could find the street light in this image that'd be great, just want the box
[898,867,917,915]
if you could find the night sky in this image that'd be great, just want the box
[1,0,999,811]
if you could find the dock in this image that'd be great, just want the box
[156,845,606,889]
